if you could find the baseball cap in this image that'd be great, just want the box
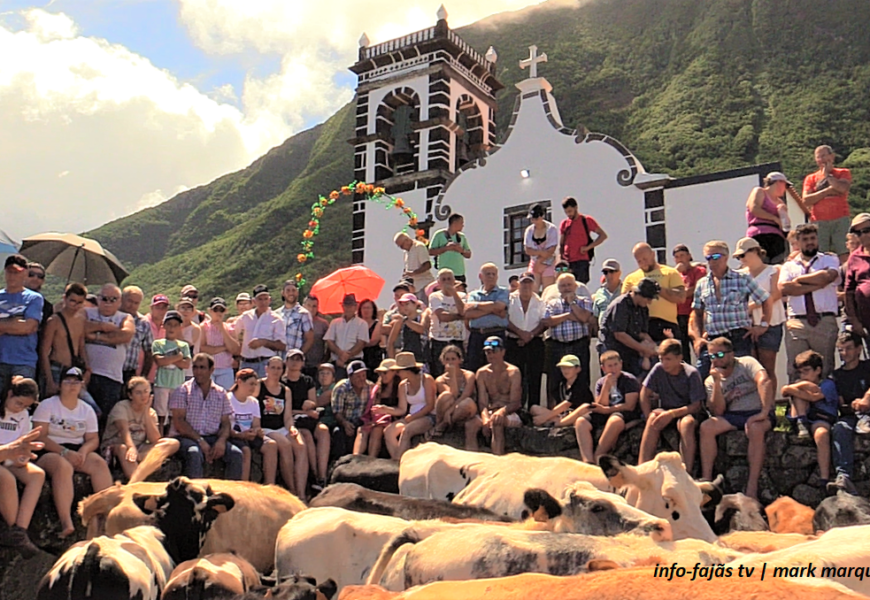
[556,354,581,368]
[518,272,535,283]
[851,213,870,231]
[252,284,269,298]
[235,292,251,303]
[3,254,26,272]
[393,281,411,292]
[177,297,195,308]
[151,294,170,307]
[342,293,358,306]
[672,244,690,256]
[634,277,661,300]
[347,360,368,375]
[398,293,419,304]
[63,367,84,381]
[601,259,621,272]
[733,237,762,258]
[286,348,305,360]
[209,297,228,310]
[181,284,198,297]
[163,310,183,324]
[482,336,504,351]
[766,171,793,186]
[318,363,335,373]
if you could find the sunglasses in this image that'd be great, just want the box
[709,351,730,359]
[555,265,570,273]
[705,253,724,261]
[483,341,503,350]
[100,296,119,303]
[852,227,870,236]
[184,293,199,300]
[28,271,45,279]
[602,269,616,274]
[211,307,226,313]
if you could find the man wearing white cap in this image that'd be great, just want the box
[845,213,870,339]
[779,223,840,380]
[802,145,853,261]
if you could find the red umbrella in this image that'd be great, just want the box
[310,265,385,315]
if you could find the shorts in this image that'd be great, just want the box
[293,415,319,433]
[751,233,787,265]
[35,442,82,461]
[483,410,522,427]
[529,259,556,278]
[262,427,290,438]
[755,323,784,351]
[153,387,171,417]
[722,410,776,430]
[815,216,850,255]
[587,409,641,429]
[807,409,837,428]
[231,436,264,451]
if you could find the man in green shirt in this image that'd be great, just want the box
[429,214,472,282]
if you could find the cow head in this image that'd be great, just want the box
[704,493,768,535]
[132,477,235,564]
[521,483,673,541]
[271,574,338,600]
[598,452,717,542]
[813,490,870,533]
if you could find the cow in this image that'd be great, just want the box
[766,496,815,535]
[162,553,260,600]
[365,526,741,590]
[328,455,400,494]
[230,574,337,600]
[520,483,672,541]
[37,525,174,600]
[79,478,306,572]
[727,524,870,597]
[703,493,768,535]
[718,531,816,554]
[338,568,863,600]
[813,491,870,533]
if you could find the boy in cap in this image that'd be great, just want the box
[152,310,191,433]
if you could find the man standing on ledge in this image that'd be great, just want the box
[802,145,852,262]
[429,214,472,283]
[234,284,286,378]
[0,254,43,397]
[558,197,607,284]
[463,263,509,373]
[394,232,434,304]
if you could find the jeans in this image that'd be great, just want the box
[0,363,36,398]
[87,373,124,418]
[832,416,857,479]
[240,360,267,379]
[506,336,545,410]
[212,368,235,391]
[176,435,243,480]
[696,328,753,381]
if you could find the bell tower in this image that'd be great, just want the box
[348,5,503,265]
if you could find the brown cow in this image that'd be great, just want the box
[162,553,260,600]
[765,496,815,535]
[339,567,861,600]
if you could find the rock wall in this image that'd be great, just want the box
[6,427,868,600]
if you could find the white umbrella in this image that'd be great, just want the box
[19,232,129,285]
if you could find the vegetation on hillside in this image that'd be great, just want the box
[81,0,870,304]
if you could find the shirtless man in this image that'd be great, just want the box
[39,283,89,397]
[465,336,522,455]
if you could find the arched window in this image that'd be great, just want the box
[374,88,421,179]
[454,94,483,171]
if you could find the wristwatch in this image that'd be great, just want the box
[759,321,769,328]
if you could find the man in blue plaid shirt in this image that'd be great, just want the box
[278,280,313,357]
[690,240,772,380]
[120,286,153,390]
[542,272,595,404]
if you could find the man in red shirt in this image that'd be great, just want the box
[558,197,608,284]
[672,244,706,363]
[802,145,852,262]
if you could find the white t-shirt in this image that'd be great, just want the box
[428,291,467,341]
[32,395,99,446]
[0,409,31,446]
[404,240,435,291]
[229,392,261,433]
[84,308,130,383]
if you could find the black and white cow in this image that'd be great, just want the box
[813,490,870,532]
[328,455,400,494]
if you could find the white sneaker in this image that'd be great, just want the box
[857,414,870,435]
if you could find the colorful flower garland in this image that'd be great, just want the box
[293,181,426,287]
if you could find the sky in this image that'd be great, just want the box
[0,0,545,244]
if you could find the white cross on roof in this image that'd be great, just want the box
[519,45,547,78]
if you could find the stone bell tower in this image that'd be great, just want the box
[348,5,503,265]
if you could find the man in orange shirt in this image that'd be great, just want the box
[802,145,852,262]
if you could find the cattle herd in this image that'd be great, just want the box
[32,443,870,599]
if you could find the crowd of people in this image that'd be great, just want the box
[2,144,870,557]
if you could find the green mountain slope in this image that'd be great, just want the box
[83,0,870,302]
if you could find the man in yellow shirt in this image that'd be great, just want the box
[622,243,686,342]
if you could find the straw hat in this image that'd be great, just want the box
[390,352,424,370]
[375,358,397,373]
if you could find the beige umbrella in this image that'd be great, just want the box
[19,233,129,285]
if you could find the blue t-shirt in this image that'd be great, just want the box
[810,379,839,419]
[468,286,510,329]
[0,288,44,367]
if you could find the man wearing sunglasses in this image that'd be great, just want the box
[0,254,44,397]
[84,283,135,419]
[845,213,870,342]
[699,337,775,500]
[24,261,52,326]
[779,223,840,381]
[689,240,772,380]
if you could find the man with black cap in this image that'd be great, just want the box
[233,285,285,378]
[0,254,44,396]
[324,294,369,379]
[278,279,314,357]
[599,277,660,377]
[466,336,521,455]
[330,359,373,458]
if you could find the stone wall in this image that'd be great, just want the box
[7,426,870,600]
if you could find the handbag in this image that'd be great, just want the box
[580,215,595,261]
[57,313,88,372]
